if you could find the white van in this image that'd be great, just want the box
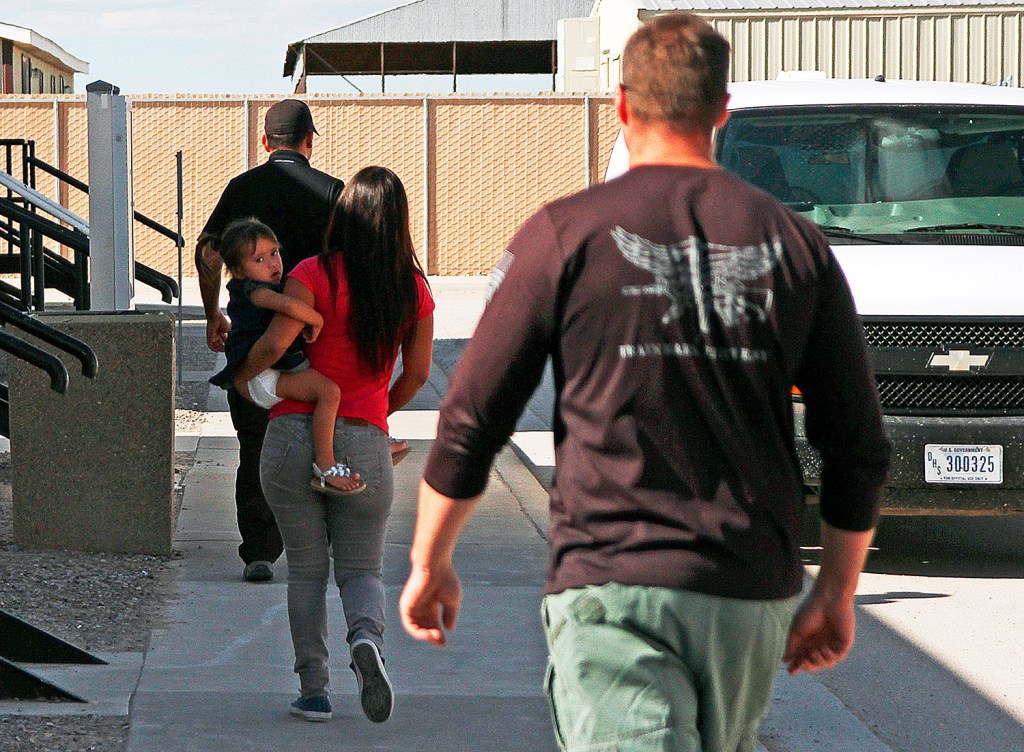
[608,78,1024,513]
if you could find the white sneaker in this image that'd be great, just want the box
[351,638,393,723]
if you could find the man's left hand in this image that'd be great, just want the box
[206,311,231,353]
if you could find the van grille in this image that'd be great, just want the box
[863,321,1024,349]
[875,375,1024,413]
[862,321,1024,413]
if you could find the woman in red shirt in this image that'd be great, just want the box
[235,166,434,724]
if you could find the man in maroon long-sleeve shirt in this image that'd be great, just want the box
[401,14,890,752]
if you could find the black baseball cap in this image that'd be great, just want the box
[264,99,319,137]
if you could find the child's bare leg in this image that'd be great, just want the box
[276,370,363,493]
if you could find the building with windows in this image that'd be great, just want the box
[1,22,88,95]
[585,1,1024,92]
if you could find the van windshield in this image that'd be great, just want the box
[716,106,1024,237]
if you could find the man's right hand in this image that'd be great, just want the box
[783,523,873,675]
[206,311,231,352]
[783,593,855,674]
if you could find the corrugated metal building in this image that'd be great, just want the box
[284,0,593,91]
[588,1,1024,90]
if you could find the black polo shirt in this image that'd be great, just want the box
[199,150,344,273]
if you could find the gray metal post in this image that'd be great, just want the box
[86,80,134,311]
[176,150,184,388]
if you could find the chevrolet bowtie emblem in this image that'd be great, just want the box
[928,349,990,372]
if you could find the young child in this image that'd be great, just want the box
[209,217,365,498]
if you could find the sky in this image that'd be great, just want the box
[5,0,550,95]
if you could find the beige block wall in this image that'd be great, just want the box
[591,97,619,186]
[0,100,55,170]
[299,99,426,266]
[132,100,248,274]
[433,98,586,274]
[0,94,619,277]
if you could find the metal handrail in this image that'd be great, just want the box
[0,329,68,394]
[1,139,32,188]
[11,159,182,300]
[27,156,183,245]
[135,263,178,303]
[0,169,89,235]
[0,300,98,378]
[0,198,177,305]
[0,197,88,252]
[1,140,182,309]
[0,282,22,307]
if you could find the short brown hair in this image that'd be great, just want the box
[265,132,309,150]
[621,13,730,133]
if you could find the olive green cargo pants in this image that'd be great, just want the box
[542,583,798,752]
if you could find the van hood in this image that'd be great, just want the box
[832,244,1024,317]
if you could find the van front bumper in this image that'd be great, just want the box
[793,404,1024,514]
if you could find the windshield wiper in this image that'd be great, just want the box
[818,226,895,244]
[904,222,1024,237]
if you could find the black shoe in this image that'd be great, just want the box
[351,639,393,723]
[289,695,332,722]
[243,561,273,582]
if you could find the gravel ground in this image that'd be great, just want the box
[0,718,131,752]
[0,409,205,752]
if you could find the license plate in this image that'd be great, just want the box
[925,444,1003,484]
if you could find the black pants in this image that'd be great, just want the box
[227,389,284,565]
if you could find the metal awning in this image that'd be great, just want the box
[296,40,557,77]
[284,0,593,91]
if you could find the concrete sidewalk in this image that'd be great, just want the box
[129,428,556,751]
[132,419,882,752]
[122,275,887,752]
[127,275,563,750]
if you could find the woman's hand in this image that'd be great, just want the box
[303,319,322,343]
[233,374,252,402]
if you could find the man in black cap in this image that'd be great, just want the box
[196,99,344,583]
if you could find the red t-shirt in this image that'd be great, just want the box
[270,255,434,432]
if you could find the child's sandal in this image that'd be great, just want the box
[389,437,410,466]
[311,462,366,497]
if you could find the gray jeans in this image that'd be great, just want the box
[260,413,393,699]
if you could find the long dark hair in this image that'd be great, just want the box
[322,166,426,373]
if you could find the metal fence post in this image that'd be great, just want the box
[176,150,184,387]
[86,80,134,311]
[423,97,432,274]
